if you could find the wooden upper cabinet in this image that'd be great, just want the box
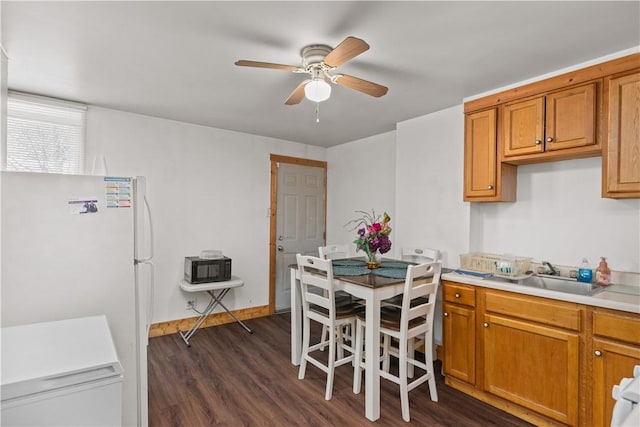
[503,97,545,156]
[503,83,597,160]
[464,109,516,202]
[464,53,639,201]
[465,109,497,198]
[603,71,640,198]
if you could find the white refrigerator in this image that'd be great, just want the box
[1,171,154,427]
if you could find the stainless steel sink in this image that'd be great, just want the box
[490,274,602,296]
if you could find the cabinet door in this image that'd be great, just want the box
[443,303,475,384]
[603,71,640,197]
[503,97,545,157]
[546,83,596,151]
[483,314,579,425]
[464,109,497,198]
[592,339,640,427]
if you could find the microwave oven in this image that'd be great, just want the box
[184,256,232,284]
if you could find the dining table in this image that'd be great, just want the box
[289,257,417,422]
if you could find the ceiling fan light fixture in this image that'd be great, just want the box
[304,78,331,103]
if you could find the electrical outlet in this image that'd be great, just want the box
[186,299,196,310]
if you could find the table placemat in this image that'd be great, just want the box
[333,266,370,276]
[380,261,413,269]
[371,267,409,279]
[332,259,367,267]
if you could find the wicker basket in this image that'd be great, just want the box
[459,252,532,277]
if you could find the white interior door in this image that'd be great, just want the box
[275,163,325,312]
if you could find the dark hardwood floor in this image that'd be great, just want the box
[148,313,534,426]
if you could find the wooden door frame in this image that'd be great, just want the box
[269,154,327,314]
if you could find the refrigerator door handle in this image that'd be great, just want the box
[136,196,154,263]
[136,260,155,334]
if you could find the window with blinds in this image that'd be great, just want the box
[6,92,86,174]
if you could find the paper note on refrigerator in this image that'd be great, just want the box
[105,177,132,208]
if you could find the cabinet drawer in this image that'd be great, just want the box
[484,290,582,331]
[443,282,475,307]
[593,309,640,345]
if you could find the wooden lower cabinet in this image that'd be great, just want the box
[483,313,580,425]
[443,303,476,384]
[442,281,477,384]
[442,282,640,426]
[591,308,640,427]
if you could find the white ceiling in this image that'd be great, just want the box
[2,1,639,148]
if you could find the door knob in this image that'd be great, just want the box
[444,312,449,317]
[594,350,602,357]
[277,245,284,252]
[483,322,489,328]
[546,137,554,143]
[535,139,542,145]
[487,185,494,190]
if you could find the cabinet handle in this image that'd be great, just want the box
[535,139,542,145]
[486,185,494,190]
[444,312,449,317]
[483,322,489,328]
[455,293,461,298]
[546,137,554,143]
[594,350,602,357]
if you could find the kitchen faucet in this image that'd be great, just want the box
[542,261,560,276]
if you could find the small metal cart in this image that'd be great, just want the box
[179,277,253,346]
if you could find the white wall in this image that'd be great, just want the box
[325,131,396,254]
[86,107,326,323]
[470,158,640,272]
[395,105,469,268]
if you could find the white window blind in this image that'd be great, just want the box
[6,92,86,174]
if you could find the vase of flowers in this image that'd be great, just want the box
[347,210,392,269]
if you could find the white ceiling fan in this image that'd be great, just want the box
[235,36,388,106]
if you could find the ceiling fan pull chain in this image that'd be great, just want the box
[315,102,320,123]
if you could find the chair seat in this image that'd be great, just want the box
[382,294,429,308]
[356,307,427,331]
[310,302,365,319]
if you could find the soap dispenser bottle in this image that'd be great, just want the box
[595,257,611,286]
[578,258,593,283]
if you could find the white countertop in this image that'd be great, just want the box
[442,272,640,314]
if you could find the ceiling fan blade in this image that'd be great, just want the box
[284,80,309,105]
[323,36,369,68]
[334,74,388,97]
[235,60,300,72]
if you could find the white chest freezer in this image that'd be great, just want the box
[1,315,124,426]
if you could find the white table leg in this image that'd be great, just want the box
[290,267,302,366]
[364,292,381,421]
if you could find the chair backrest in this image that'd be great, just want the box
[401,261,442,334]
[401,247,441,263]
[318,244,350,260]
[297,254,336,320]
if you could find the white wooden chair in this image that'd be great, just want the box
[386,247,442,375]
[353,261,442,421]
[318,244,361,352]
[401,247,441,264]
[297,254,364,400]
[318,244,350,260]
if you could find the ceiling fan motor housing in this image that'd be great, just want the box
[301,45,333,70]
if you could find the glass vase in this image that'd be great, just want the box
[366,251,381,269]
